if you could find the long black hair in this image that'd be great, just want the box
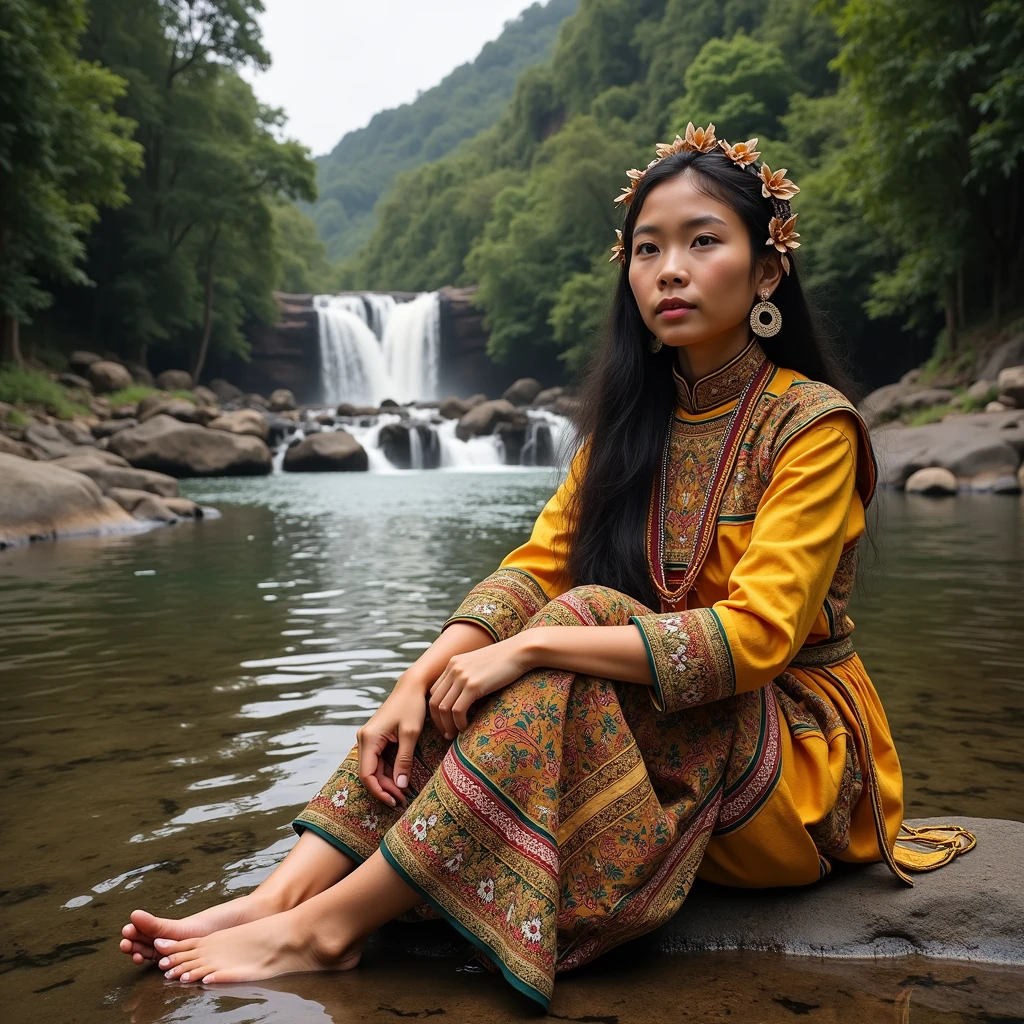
[564,146,863,608]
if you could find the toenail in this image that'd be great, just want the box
[181,973,190,982]
[154,938,171,948]
[165,970,174,979]
[159,958,169,968]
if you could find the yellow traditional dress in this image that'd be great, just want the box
[294,338,971,1009]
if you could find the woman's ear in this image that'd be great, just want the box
[755,253,785,298]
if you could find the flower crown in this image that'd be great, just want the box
[609,122,801,274]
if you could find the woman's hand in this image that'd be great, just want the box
[428,633,535,737]
[356,678,427,809]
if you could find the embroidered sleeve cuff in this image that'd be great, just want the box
[630,607,737,713]
[441,567,550,642]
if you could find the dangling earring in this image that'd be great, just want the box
[749,287,781,338]
[649,333,663,353]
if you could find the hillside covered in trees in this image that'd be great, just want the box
[338,0,1023,386]
[310,0,577,263]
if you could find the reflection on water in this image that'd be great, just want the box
[0,471,1021,1022]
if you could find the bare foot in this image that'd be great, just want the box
[119,891,283,965]
[154,906,363,984]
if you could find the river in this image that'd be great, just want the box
[1,470,1022,1022]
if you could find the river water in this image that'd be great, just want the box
[1,470,1022,1022]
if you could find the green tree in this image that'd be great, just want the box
[272,202,335,295]
[0,0,142,364]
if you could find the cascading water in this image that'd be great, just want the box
[315,298,393,407]
[381,292,441,403]
[314,291,439,406]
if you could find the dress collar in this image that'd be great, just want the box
[672,337,768,414]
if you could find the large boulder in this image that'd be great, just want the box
[455,399,526,442]
[244,392,271,410]
[155,369,193,391]
[208,378,244,404]
[502,377,543,406]
[23,423,77,459]
[378,423,441,470]
[208,408,269,441]
[108,414,272,477]
[652,817,1023,966]
[92,418,138,439]
[282,430,368,472]
[533,386,565,407]
[976,334,1024,381]
[0,454,133,547]
[86,360,133,394]
[138,397,198,424]
[69,351,102,375]
[438,396,468,420]
[191,385,219,407]
[51,453,179,497]
[905,466,958,495]
[997,365,1024,407]
[874,414,1024,488]
[0,435,38,459]
[57,372,93,391]
[125,362,154,388]
[105,487,179,523]
[269,388,296,412]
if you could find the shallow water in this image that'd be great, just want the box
[0,470,1021,1022]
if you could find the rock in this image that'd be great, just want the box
[282,430,368,472]
[52,453,179,497]
[243,392,271,410]
[86,360,133,394]
[108,414,272,477]
[997,365,1024,407]
[0,401,15,422]
[105,487,179,523]
[899,387,955,413]
[208,409,269,441]
[315,413,336,426]
[126,362,154,388]
[336,402,379,417]
[652,817,1024,967]
[92,418,137,438]
[188,404,221,427]
[899,367,921,386]
[976,334,1024,381]
[378,423,441,470]
[191,385,219,407]
[873,418,1023,488]
[208,378,244,404]
[552,395,582,419]
[0,454,133,547]
[859,383,910,428]
[379,398,399,409]
[0,435,38,459]
[155,369,193,391]
[966,379,997,403]
[455,399,526,442]
[112,403,136,419]
[23,423,76,459]
[269,388,296,412]
[266,416,297,447]
[162,496,203,519]
[1019,463,1024,490]
[533,386,565,407]
[965,472,1022,494]
[496,422,527,464]
[502,377,543,406]
[69,351,102,375]
[986,401,1008,412]
[438,397,468,420]
[138,397,199,424]
[57,372,92,391]
[465,393,488,409]
[89,397,112,419]
[905,467,958,495]
[55,420,96,446]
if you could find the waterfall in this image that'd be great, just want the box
[381,292,441,403]
[314,291,439,406]
[315,300,393,407]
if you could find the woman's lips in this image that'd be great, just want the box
[658,306,694,320]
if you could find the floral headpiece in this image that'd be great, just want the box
[609,122,801,274]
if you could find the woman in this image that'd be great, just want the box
[120,123,972,1008]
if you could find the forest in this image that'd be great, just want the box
[1,0,1022,388]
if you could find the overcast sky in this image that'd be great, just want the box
[244,1,539,157]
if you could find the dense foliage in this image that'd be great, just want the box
[2,0,323,376]
[343,0,1023,380]
[309,0,577,263]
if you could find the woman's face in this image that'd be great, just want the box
[627,171,779,351]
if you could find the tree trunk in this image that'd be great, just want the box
[1,314,22,365]
[945,277,958,354]
[191,229,219,385]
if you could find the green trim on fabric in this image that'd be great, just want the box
[292,820,366,865]
[451,736,556,844]
[717,513,757,524]
[441,614,501,643]
[823,598,837,641]
[707,608,737,695]
[629,616,664,713]
[378,838,550,1011]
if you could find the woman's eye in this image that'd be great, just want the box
[636,242,658,255]
[693,235,717,248]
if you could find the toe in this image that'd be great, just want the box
[132,909,195,941]
[122,923,140,940]
[153,936,196,955]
